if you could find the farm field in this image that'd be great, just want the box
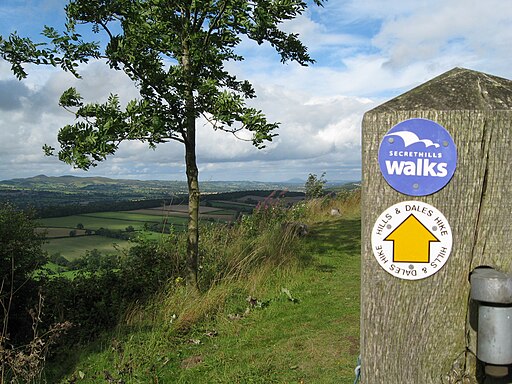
[43,235,131,261]
[235,195,305,205]
[38,227,88,238]
[133,205,236,221]
[147,204,226,213]
[40,212,185,231]
[39,204,240,260]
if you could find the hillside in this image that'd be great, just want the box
[0,175,359,217]
[46,205,361,383]
[0,175,303,209]
[0,174,308,194]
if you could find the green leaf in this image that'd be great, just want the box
[59,87,83,108]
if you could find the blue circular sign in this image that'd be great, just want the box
[378,118,457,196]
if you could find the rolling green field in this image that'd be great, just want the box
[43,235,131,260]
[40,212,187,231]
[40,204,240,261]
[209,200,254,209]
[39,227,88,238]
[40,212,181,260]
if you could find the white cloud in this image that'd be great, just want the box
[1,0,512,182]
[368,0,512,73]
[281,10,365,51]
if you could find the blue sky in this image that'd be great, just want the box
[1,0,512,182]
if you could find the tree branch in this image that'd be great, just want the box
[201,112,251,142]
[203,0,228,48]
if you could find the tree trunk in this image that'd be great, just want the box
[182,34,200,290]
[185,137,200,290]
[184,83,199,289]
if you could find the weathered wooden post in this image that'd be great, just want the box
[361,67,512,383]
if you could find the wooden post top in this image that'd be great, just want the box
[368,67,512,113]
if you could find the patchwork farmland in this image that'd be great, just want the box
[35,188,307,264]
[40,204,240,260]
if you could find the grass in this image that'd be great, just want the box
[43,235,130,260]
[40,215,145,231]
[174,220,361,383]
[40,212,187,231]
[48,214,361,383]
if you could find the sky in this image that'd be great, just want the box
[1,0,512,182]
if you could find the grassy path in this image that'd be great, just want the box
[178,218,362,383]
[51,217,361,383]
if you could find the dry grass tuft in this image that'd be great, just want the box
[304,189,361,223]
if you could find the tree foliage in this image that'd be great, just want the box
[0,204,47,296]
[304,172,326,199]
[0,203,47,342]
[1,0,325,287]
[1,0,325,165]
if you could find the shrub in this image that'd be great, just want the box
[42,234,188,342]
[0,204,72,382]
[0,203,47,344]
[305,172,327,199]
[49,252,70,267]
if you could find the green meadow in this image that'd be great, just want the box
[40,212,186,231]
[39,205,238,261]
[43,235,131,260]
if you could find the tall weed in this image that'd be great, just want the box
[125,191,307,332]
[1,292,71,384]
[199,193,305,289]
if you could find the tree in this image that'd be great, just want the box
[304,172,326,199]
[0,203,47,342]
[1,0,324,288]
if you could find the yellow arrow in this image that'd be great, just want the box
[384,214,440,263]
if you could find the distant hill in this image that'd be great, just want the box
[4,174,168,188]
[0,175,360,213]
[1,175,307,193]
[326,181,361,192]
[0,175,295,211]
[284,177,305,184]
[284,177,359,186]
[1,175,360,191]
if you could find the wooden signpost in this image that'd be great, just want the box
[361,68,512,383]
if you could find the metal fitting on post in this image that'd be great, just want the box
[470,268,512,379]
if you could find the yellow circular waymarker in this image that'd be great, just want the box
[371,201,452,280]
